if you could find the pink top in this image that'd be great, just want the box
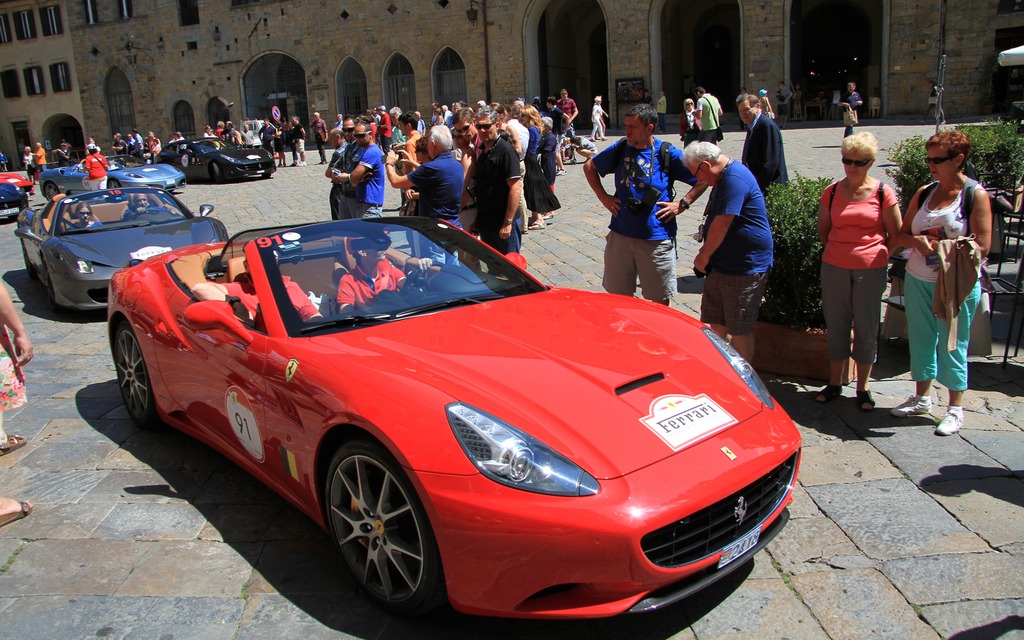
[820,181,896,270]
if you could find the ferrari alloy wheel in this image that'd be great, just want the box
[326,440,446,614]
[21,244,36,280]
[42,182,59,199]
[43,269,64,312]
[210,162,225,184]
[106,178,121,188]
[113,322,161,430]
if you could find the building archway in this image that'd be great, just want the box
[336,57,368,117]
[525,0,606,128]
[384,53,416,111]
[796,0,882,105]
[206,97,230,130]
[105,68,135,138]
[433,47,466,107]
[242,53,308,124]
[42,113,83,152]
[173,101,196,137]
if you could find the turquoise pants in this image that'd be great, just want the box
[904,274,980,392]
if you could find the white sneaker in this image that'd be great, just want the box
[556,169,566,176]
[890,395,932,417]
[936,409,964,436]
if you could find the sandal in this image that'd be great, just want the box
[0,434,26,457]
[857,390,876,412]
[0,500,32,529]
[815,385,842,403]
[527,222,545,230]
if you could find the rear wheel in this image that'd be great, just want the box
[112,321,161,430]
[326,440,446,614]
[107,178,121,188]
[42,182,59,199]
[210,162,224,184]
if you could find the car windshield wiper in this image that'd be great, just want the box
[299,313,392,333]
[392,295,500,319]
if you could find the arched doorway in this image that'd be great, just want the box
[384,53,416,111]
[206,97,230,129]
[797,0,882,105]
[433,47,466,107]
[527,0,606,129]
[105,68,135,138]
[43,113,84,152]
[242,53,308,124]
[657,0,739,112]
[173,101,196,137]
[336,57,368,117]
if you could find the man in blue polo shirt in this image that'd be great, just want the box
[383,125,464,227]
[584,103,701,306]
[344,120,385,217]
[684,141,773,361]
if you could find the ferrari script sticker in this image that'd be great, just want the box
[129,246,173,261]
[640,394,738,451]
[226,386,264,462]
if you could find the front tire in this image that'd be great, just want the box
[21,243,37,280]
[107,178,121,188]
[210,162,224,184]
[113,321,161,430]
[326,440,446,614]
[42,182,59,199]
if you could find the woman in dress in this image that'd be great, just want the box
[521,106,560,229]
[815,132,901,410]
[889,130,992,436]
[591,96,608,141]
[679,98,700,147]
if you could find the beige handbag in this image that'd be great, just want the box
[843,109,859,126]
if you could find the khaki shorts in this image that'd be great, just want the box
[297,139,306,153]
[602,231,676,302]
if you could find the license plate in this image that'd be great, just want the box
[0,207,18,216]
[718,527,760,568]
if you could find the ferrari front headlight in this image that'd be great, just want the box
[447,403,599,496]
[75,259,94,274]
[703,327,774,408]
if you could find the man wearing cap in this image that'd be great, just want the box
[336,235,407,312]
[311,112,329,164]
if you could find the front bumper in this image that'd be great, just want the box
[224,161,275,180]
[50,263,115,310]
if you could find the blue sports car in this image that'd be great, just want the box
[39,155,187,199]
[0,182,28,220]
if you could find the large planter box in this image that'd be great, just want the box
[751,322,851,383]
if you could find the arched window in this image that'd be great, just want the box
[104,68,135,138]
[384,53,416,111]
[242,54,308,124]
[336,58,367,117]
[433,48,466,107]
[206,97,230,130]
[172,100,195,137]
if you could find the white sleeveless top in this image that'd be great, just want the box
[906,187,968,283]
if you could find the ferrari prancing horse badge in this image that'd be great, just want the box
[285,359,299,382]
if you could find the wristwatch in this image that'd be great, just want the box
[679,200,690,210]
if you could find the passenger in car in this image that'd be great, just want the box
[70,202,101,229]
[193,265,322,323]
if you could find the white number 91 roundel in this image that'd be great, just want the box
[226,386,264,461]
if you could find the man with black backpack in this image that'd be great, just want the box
[584,103,700,306]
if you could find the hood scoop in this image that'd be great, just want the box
[615,372,665,396]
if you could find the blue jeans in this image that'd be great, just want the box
[480,224,522,255]
[352,201,382,218]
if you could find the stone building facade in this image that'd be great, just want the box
[2,0,1024,165]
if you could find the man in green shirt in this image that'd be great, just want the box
[695,86,724,143]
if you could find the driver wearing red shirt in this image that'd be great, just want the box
[336,236,406,312]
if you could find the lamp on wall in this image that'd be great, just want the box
[125,38,153,67]
[466,0,480,24]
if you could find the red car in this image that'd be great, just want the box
[0,171,34,195]
[107,218,801,619]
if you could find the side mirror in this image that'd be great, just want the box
[185,300,253,344]
[198,204,214,217]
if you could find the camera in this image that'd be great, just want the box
[625,184,662,214]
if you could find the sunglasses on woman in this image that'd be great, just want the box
[841,158,871,167]
[924,154,956,165]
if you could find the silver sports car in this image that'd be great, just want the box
[15,187,226,310]
[39,155,187,199]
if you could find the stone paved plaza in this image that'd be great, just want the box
[0,119,1021,639]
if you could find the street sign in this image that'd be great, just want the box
[271,105,281,121]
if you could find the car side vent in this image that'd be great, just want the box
[615,373,665,396]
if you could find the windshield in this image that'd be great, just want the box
[56,189,189,234]
[246,218,545,336]
[192,138,238,151]
[106,155,147,170]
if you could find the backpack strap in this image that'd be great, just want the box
[827,183,838,213]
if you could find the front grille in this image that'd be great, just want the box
[641,453,797,568]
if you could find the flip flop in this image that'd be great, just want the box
[0,500,32,529]
[0,435,26,457]
[527,223,545,230]
[857,390,876,412]
[815,385,841,403]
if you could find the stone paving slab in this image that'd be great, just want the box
[797,440,904,487]
[920,598,1024,639]
[789,568,939,640]
[0,539,151,596]
[861,424,1010,486]
[924,477,1024,548]
[767,515,864,575]
[961,430,1024,476]
[115,540,257,598]
[93,502,210,540]
[806,478,989,559]
[882,552,1024,606]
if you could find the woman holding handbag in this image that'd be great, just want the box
[839,81,862,137]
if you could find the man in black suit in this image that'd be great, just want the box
[738,94,788,194]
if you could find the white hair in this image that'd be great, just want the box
[683,141,722,167]
[428,125,453,152]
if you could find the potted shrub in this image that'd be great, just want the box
[754,174,838,381]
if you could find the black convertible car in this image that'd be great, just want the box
[156,137,276,183]
[15,187,227,310]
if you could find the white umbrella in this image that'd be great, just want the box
[999,44,1024,67]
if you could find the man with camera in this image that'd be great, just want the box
[684,141,773,362]
[584,103,700,306]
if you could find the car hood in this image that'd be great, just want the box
[112,164,183,179]
[310,289,771,479]
[57,219,224,268]
[210,148,271,161]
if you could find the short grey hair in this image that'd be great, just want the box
[428,124,453,152]
[476,106,498,123]
[683,141,722,167]
[540,116,553,129]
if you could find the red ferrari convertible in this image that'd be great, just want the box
[107,217,801,619]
